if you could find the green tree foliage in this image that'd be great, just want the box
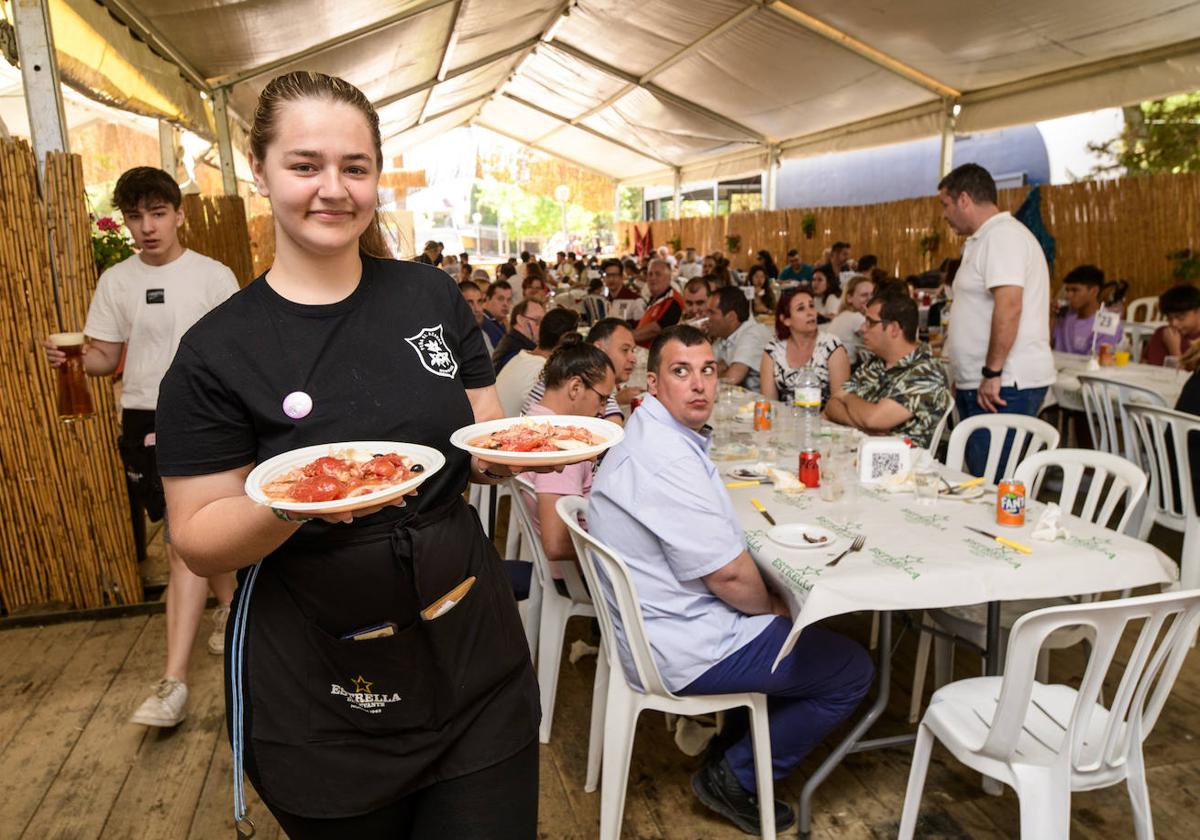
[475,180,609,244]
[1089,94,1200,176]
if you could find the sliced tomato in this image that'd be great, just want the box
[362,456,398,478]
[302,456,351,479]
[290,475,347,502]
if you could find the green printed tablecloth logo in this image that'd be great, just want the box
[899,507,951,529]
[965,537,1022,569]
[815,515,862,540]
[770,557,823,593]
[772,490,814,510]
[858,485,889,501]
[868,546,923,580]
[1066,534,1117,561]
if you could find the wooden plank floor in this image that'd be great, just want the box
[1,598,1198,839]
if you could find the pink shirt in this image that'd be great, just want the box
[518,405,594,575]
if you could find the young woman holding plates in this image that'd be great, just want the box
[155,72,540,838]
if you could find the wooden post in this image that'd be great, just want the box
[212,87,238,195]
[12,0,69,179]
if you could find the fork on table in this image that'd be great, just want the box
[826,535,865,567]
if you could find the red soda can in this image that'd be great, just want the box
[630,395,643,411]
[996,479,1026,527]
[753,400,772,431]
[798,448,820,488]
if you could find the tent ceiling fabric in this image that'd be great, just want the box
[73,0,1200,185]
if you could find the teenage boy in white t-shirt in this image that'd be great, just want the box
[43,167,239,728]
[938,163,1055,477]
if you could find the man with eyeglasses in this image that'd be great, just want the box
[494,307,580,416]
[825,290,950,447]
[492,298,544,372]
[600,257,644,325]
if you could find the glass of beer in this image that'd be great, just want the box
[49,332,95,422]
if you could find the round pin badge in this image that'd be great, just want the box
[282,391,313,419]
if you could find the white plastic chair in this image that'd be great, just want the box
[1077,374,1167,461]
[943,413,1060,483]
[1126,296,1161,323]
[908,449,1148,723]
[927,400,957,458]
[556,496,776,840]
[900,590,1200,839]
[507,480,596,744]
[1123,321,1165,363]
[1126,404,1200,591]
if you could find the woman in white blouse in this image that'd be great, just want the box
[760,287,850,406]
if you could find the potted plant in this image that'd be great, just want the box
[668,235,682,253]
[92,216,134,275]
[1168,248,1200,283]
[725,233,741,254]
[801,213,817,240]
[918,230,941,255]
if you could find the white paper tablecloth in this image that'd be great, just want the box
[1051,351,1184,412]
[728,466,1178,668]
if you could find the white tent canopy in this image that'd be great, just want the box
[48,0,1200,186]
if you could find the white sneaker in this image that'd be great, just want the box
[208,604,230,655]
[129,677,187,727]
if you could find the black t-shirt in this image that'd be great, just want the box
[156,256,494,531]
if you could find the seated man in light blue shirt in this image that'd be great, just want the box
[588,324,873,835]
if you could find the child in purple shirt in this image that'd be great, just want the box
[1052,264,1123,355]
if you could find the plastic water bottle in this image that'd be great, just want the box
[792,363,822,450]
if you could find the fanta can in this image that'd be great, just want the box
[753,400,773,431]
[996,479,1026,527]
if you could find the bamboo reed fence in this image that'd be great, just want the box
[178,194,255,287]
[618,171,1200,303]
[0,139,140,615]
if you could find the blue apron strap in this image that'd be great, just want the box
[231,560,265,836]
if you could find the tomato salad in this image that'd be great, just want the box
[261,451,424,503]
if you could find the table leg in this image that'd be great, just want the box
[798,612,894,837]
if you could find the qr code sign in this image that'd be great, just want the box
[869,452,903,479]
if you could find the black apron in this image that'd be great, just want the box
[227,496,539,819]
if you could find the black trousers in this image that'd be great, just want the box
[263,739,539,839]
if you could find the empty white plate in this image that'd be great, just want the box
[767,523,838,549]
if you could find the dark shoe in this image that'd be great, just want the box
[690,756,796,835]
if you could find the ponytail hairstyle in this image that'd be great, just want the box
[543,333,615,391]
[250,71,391,258]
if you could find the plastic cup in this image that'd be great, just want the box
[49,332,94,423]
[1114,351,1130,367]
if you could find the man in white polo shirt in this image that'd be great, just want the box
[44,167,238,729]
[939,163,1055,477]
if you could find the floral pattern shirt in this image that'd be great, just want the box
[765,332,844,406]
[843,343,951,448]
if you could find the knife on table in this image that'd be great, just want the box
[964,525,1033,554]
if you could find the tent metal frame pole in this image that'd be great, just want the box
[207,0,457,88]
[97,0,211,94]
[939,100,957,178]
[558,2,766,133]
[502,93,673,168]
[672,169,682,219]
[12,0,69,176]
[212,88,237,195]
[374,36,541,111]
[548,40,767,145]
[158,120,178,178]
[765,1,959,99]
[476,122,617,182]
[416,0,464,125]
[764,144,780,211]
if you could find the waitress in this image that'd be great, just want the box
[155,71,539,838]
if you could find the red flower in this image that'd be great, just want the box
[96,217,119,232]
